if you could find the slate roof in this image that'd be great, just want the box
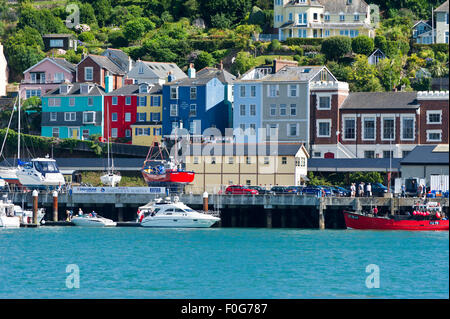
[43,82,106,97]
[319,0,369,13]
[435,0,449,12]
[42,34,75,38]
[87,55,126,75]
[106,84,162,96]
[401,145,449,165]
[141,61,187,80]
[196,67,236,84]
[262,66,324,82]
[49,57,76,73]
[308,158,401,172]
[340,92,419,109]
[185,143,306,156]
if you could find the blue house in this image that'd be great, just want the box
[162,67,229,137]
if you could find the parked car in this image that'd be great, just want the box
[270,186,290,194]
[225,185,258,195]
[330,186,351,197]
[247,186,271,194]
[371,183,389,197]
[301,186,323,197]
[317,185,333,197]
[286,186,304,195]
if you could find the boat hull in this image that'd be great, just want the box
[344,212,449,231]
[100,174,122,187]
[71,217,117,227]
[141,216,220,228]
[141,169,195,184]
[0,216,20,228]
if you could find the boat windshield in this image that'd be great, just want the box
[184,208,196,212]
[34,161,59,173]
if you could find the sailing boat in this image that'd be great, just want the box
[100,98,121,187]
[13,93,65,189]
[0,96,20,185]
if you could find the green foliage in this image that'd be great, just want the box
[231,51,256,76]
[321,36,352,61]
[374,35,387,53]
[348,172,383,185]
[195,51,216,70]
[78,31,95,42]
[283,38,323,46]
[351,35,374,56]
[210,13,232,29]
[18,4,68,35]
[108,30,128,48]
[268,39,281,52]
[123,18,155,42]
[348,55,383,92]
[199,0,252,27]
[377,56,404,91]
[411,77,431,91]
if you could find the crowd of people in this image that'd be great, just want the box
[349,182,372,197]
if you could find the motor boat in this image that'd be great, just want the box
[0,167,19,185]
[139,196,220,228]
[16,157,66,189]
[71,214,117,227]
[13,205,45,224]
[100,171,121,187]
[0,200,20,228]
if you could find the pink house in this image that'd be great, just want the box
[20,57,76,99]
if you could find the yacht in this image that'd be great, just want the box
[139,197,220,228]
[13,205,45,224]
[0,200,20,228]
[16,157,66,189]
[71,214,117,227]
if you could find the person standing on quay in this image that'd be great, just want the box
[366,183,372,197]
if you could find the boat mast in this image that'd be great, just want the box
[17,93,21,163]
[107,98,110,173]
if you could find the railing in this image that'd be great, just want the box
[252,34,279,42]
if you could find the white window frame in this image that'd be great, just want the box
[69,97,75,107]
[111,128,118,138]
[112,112,118,122]
[170,87,178,99]
[50,112,57,122]
[270,104,277,116]
[400,115,415,141]
[112,96,118,105]
[381,115,396,141]
[426,130,442,142]
[52,127,59,138]
[290,104,297,116]
[250,85,256,97]
[266,124,279,137]
[342,115,356,141]
[64,112,76,122]
[267,85,280,97]
[288,84,299,97]
[170,104,178,117]
[250,104,256,116]
[240,104,246,116]
[426,110,442,124]
[84,67,93,81]
[125,112,131,122]
[125,96,132,105]
[190,87,197,99]
[316,119,331,138]
[83,111,96,124]
[362,116,376,141]
[316,93,332,110]
[240,86,246,97]
[48,98,61,107]
[287,123,299,137]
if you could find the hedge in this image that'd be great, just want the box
[283,38,324,46]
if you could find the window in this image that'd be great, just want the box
[344,117,356,139]
[240,86,246,97]
[239,123,246,132]
[138,113,147,122]
[317,120,331,137]
[112,113,118,122]
[170,87,178,99]
[427,111,442,124]
[313,13,318,20]
[363,117,375,140]
[250,86,256,97]
[268,124,278,137]
[324,14,330,22]
[139,84,148,94]
[170,104,178,117]
[289,13,293,21]
[340,14,345,21]
[249,123,256,135]
[26,90,41,99]
[268,85,279,97]
[354,13,359,21]
[112,97,118,105]
[190,87,197,99]
[401,117,415,140]
[80,84,89,94]
[313,152,321,158]
[250,104,256,116]
[364,151,375,159]
[81,129,89,140]
[69,98,75,107]
[288,124,298,137]
[270,104,277,116]
[193,157,199,164]
[125,96,132,105]
[264,157,270,165]
[54,73,64,83]
[83,111,95,123]
[87,97,93,106]
[154,128,161,136]
[84,67,93,81]
[402,150,411,157]
[30,72,45,84]
[125,113,131,122]
[280,104,287,116]
[52,127,59,138]
[111,128,118,138]
[427,130,442,142]
[240,104,246,116]
[150,112,160,122]
[190,121,197,134]
[189,104,197,117]
[324,30,330,37]
[300,157,306,167]
[138,96,146,107]
[50,112,57,122]
[48,98,60,107]
[383,150,393,159]
[290,104,297,116]
[228,157,234,164]
[50,39,64,47]
[289,84,298,97]
[246,157,251,164]
[298,29,307,38]
[151,96,161,106]
[282,157,287,165]
[298,13,307,24]
[138,66,144,74]
[125,129,131,137]
[382,117,395,140]
[64,112,76,121]
[318,96,331,109]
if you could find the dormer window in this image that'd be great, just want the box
[340,13,345,21]
[80,84,90,94]
[59,85,70,94]
[354,13,360,21]
[139,83,148,93]
[138,65,144,74]
[324,13,330,21]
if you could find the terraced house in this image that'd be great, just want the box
[41,82,105,140]
[274,0,374,41]
[105,83,163,145]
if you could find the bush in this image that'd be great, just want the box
[351,35,374,56]
[374,35,387,52]
[78,31,95,43]
[321,36,352,61]
[108,30,128,48]
[268,39,281,51]
[284,38,323,46]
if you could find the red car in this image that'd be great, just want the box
[225,185,259,195]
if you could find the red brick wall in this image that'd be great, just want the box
[418,99,449,144]
[77,57,102,85]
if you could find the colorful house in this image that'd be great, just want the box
[41,82,105,139]
[105,83,163,145]
[77,54,125,91]
[126,60,186,85]
[162,65,229,138]
[20,57,76,99]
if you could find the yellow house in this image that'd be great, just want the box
[131,84,163,146]
[182,143,309,193]
[274,0,374,40]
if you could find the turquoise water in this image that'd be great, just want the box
[0,227,448,299]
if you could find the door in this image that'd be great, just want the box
[68,127,80,139]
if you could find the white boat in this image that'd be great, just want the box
[16,157,66,189]
[0,200,20,228]
[13,205,45,224]
[100,171,121,187]
[0,167,19,185]
[139,197,220,228]
[71,214,117,227]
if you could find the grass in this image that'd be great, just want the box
[254,55,295,66]
[80,171,147,187]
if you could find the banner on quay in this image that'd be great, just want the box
[72,187,166,194]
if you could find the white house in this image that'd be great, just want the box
[126,60,187,85]
[0,43,8,97]
[368,49,386,66]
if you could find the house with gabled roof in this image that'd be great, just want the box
[76,54,126,91]
[435,0,449,44]
[20,57,76,100]
[412,20,434,44]
[126,60,187,85]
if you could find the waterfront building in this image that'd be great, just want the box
[41,82,105,139]
[126,60,186,85]
[162,65,229,138]
[77,54,125,91]
[20,57,76,100]
[435,0,449,44]
[42,34,77,52]
[105,83,163,145]
[274,0,374,41]
[310,90,449,159]
[183,143,309,193]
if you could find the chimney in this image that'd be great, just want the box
[219,60,223,70]
[167,71,173,83]
[128,56,133,72]
[188,63,196,78]
[273,59,299,73]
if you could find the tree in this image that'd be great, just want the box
[199,0,252,26]
[92,0,112,27]
[123,18,155,42]
[108,30,128,47]
[231,51,256,76]
[195,51,216,70]
[348,55,383,92]
[377,57,404,91]
[18,4,67,35]
[351,35,374,56]
[321,36,352,61]
[374,35,387,53]
[210,13,232,29]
